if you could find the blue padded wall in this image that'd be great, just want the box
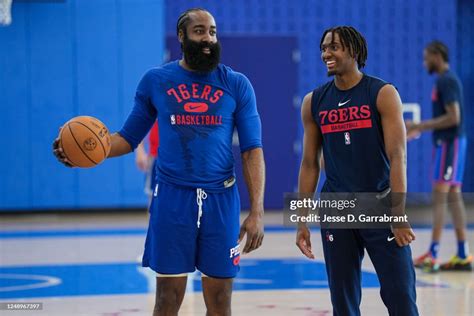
[1,0,472,211]
[457,0,474,192]
[0,0,165,210]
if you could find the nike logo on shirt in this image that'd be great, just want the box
[338,99,351,107]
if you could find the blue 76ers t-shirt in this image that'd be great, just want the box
[119,60,262,191]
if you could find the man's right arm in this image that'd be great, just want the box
[296,92,323,259]
[108,133,133,158]
[406,77,461,138]
[407,101,460,137]
[53,70,157,167]
[298,92,322,196]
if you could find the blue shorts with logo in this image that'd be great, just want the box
[142,181,241,278]
[432,136,467,186]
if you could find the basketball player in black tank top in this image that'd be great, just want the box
[296,26,419,316]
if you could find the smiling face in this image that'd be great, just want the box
[179,10,221,72]
[320,31,357,77]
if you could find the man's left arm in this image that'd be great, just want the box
[377,84,416,247]
[234,73,265,254]
[240,147,265,254]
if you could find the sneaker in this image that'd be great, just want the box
[440,255,473,271]
[414,252,439,272]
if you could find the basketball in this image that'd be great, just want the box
[59,116,111,168]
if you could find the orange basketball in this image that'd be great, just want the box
[59,116,111,168]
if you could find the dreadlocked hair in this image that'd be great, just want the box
[320,26,368,69]
[176,8,209,36]
[426,40,449,62]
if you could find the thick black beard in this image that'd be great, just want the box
[182,36,221,73]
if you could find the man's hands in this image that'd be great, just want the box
[392,227,416,247]
[52,128,74,167]
[239,147,265,254]
[405,120,421,141]
[296,225,315,259]
[238,213,264,254]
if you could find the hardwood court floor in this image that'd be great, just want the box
[0,211,473,315]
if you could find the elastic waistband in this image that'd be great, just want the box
[156,176,236,193]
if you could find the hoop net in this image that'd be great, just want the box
[0,0,12,26]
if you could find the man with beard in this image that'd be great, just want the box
[408,41,471,272]
[296,26,419,315]
[53,8,265,316]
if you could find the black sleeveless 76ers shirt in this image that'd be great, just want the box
[311,75,390,193]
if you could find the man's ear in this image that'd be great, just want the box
[178,29,184,44]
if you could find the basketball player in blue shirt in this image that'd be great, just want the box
[408,41,472,272]
[54,8,265,316]
[296,26,419,315]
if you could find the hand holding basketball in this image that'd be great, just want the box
[53,116,111,168]
[53,132,73,167]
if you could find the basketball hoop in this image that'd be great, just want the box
[0,0,12,26]
[403,103,421,124]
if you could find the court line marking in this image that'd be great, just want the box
[0,274,62,292]
[0,225,472,239]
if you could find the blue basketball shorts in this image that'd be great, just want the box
[432,136,467,186]
[142,181,241,278]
